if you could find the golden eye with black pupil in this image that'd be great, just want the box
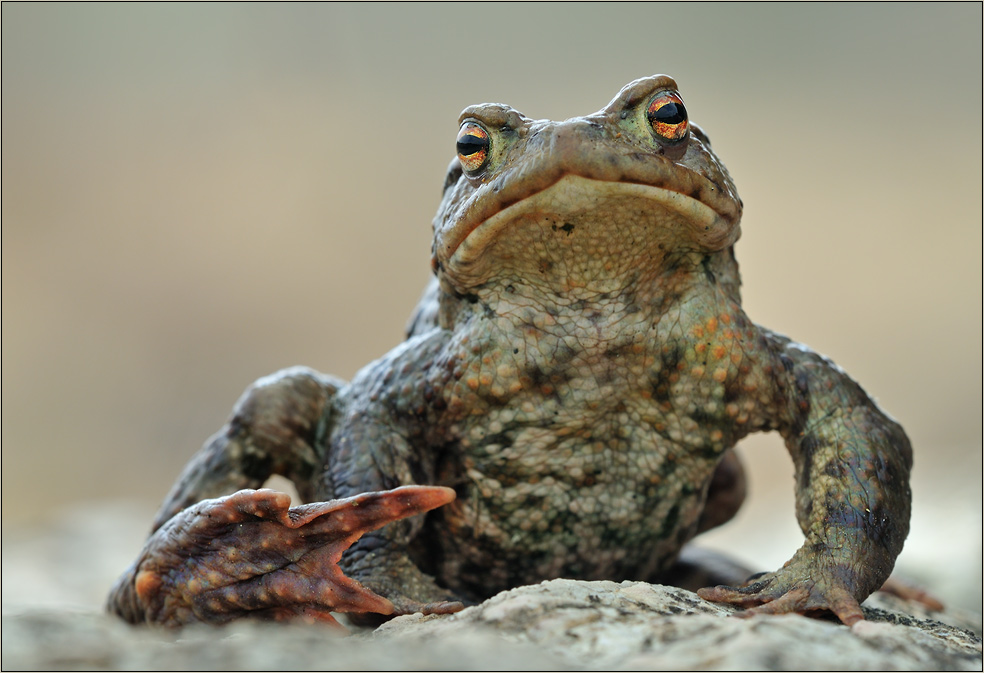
[456,123,490,173]
[647,92,688,143]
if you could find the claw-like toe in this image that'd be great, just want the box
[698,571,865,626]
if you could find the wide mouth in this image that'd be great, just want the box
[445,174,736,271]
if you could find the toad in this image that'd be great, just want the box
[108,75,912,628]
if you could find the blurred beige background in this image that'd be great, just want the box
[3,4,981,611]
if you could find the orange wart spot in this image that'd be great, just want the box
[719,313,731,324]
[705,316,718,333]
[540,384,554,395]
[497,364,516,377]
[691,365,705,378]
[726,403,740,416]
[466,377,480,391]
[712,344,728,360]
[135,570,162,601]
[710,429,724,442]
[479,373,493,386]
[692,325,705,338]
[712,367,729,382]
[695,342,707,355]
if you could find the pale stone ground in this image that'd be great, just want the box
[2,496,981,670]
[2,577,981,670]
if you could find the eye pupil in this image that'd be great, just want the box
[456,134,487,157]
[650,102,686,125]
[456,122,491,173]
[646,93,689,143]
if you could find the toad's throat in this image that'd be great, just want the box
[447,174,734,270]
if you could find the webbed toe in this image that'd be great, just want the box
[108,486,456,627]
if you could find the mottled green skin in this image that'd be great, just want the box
[109,75,911,625]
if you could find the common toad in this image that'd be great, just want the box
[108,75,912,628]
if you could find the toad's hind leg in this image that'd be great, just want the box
[696,449,746,535]
[107,366,450,626]
[149,366,340,531]
[659,450,752,591]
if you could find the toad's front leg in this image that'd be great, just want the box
[698,331,912,625]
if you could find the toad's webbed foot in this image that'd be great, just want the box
[697,562,944,623]
[108,486,457,628]
[697,547,865,625]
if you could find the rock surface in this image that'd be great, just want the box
[3,580,981,670]
[378,580,983,670]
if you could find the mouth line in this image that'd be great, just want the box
[445,173,724,263]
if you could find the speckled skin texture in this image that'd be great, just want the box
[108,75,912,627]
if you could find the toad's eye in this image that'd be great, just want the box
[456,123,490,173]
[647,92,688,143]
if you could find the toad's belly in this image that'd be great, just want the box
[417,428,720,599]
